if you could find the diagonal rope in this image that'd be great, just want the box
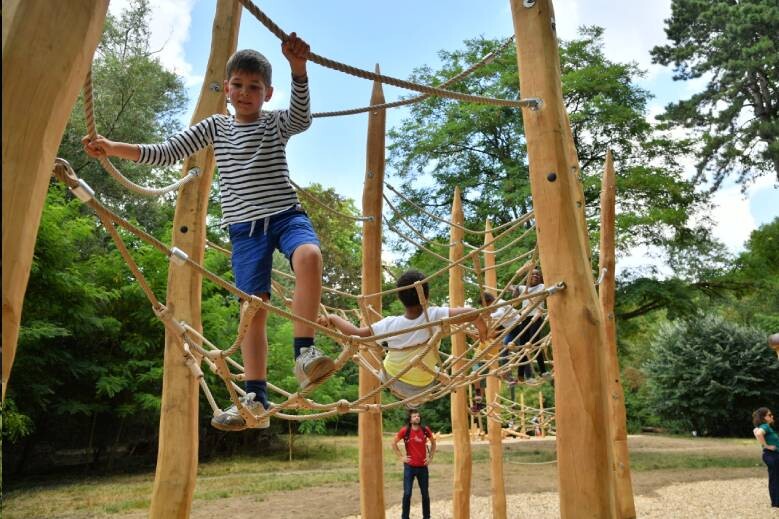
[312,35,517,118]
[236,0,542,110]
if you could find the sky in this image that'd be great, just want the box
[109,0,777,271]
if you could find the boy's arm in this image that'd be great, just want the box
[448,307,488,342]
[279,32,312,138]
[82,135,140,161]
[282,32,309,80]
[319,314,372,337]
[82,117,216,167]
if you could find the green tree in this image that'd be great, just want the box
[651,0,779,189]
[59,0,187,230]
[718,217,779,331]
[645,314,779,436]
[387,28,711,291]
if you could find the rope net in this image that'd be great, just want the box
[52,157,557,426]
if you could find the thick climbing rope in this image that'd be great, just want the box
[237,0,542,110]
[312,36,517,118]
[82,69,201,197]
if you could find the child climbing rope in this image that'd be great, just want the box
[83,33,335,431]
[319,270,488,401]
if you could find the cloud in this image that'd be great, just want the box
[108,0,201,87]
[554,0,671,77]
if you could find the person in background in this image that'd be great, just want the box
[392,408,436,519]
[753,407,779,508]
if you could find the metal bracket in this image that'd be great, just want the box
[209,82,222,92]
[595,267,608,286]
[520,97,544,111]
[70,178,95,203]
[169,246,189,266]
[523,0,536,7]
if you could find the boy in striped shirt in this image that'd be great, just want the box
[83,33,335,431]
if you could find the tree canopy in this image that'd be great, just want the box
[388,28,709,257]
[651,0,779,189]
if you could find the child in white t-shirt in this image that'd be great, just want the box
[319,270,487,399]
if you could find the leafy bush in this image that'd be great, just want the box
[645,314,779,436]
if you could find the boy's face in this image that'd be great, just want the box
[224,70,273,123]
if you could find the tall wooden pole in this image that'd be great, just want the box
[359,65,387,519]
[149,2,240,517]
[483,220,507,519]
[449,187,472,519]
[599,150,636,518]
[2,0,108,402]
[510,1,617,517]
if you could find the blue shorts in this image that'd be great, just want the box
[228,205,320,296]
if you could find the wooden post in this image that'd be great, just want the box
[599,150,636,518]
[148,2,240,517]
[519,393,526,435]
[483,220,507,519]
[510,0,617,517]
[449,186,472,519]
[2,0,108,401]
[359,65,386,519]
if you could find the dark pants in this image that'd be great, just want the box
[765,449,779,507]
[402,464,430,519]
[504,317,546,380]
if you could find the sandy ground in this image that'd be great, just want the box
[341,478,778,518]
[148,435,777,519]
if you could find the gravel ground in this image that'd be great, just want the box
[343,478,778,519]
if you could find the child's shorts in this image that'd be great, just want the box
[228,205,320,296]
[380,370,437,400]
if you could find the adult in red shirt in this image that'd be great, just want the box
[392,409,436,519]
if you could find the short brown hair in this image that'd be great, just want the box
[225,49,272,86]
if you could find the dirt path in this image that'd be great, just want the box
[155,435,771,519]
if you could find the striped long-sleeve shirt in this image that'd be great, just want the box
[137,78,312,226]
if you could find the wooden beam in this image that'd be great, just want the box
[483,220,507,519]
[599,150,636,518]
[449,186,472,519]
[510,0,617,517]
[2,0,109,401]
[359,64,387,519]
[149,2,241,517]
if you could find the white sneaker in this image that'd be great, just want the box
[211,392,270,431]
[294,346,336,393]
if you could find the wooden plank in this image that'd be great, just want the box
[359,64,387,519]
[2,0,109,401]
[449,186,472,519]
[483,220,507,519]
[599,150,636,518]
[509,0,617,517]
[148,2,241,517]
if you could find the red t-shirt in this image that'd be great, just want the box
[396,425,431,467]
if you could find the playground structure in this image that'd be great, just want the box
[3,1,636,518]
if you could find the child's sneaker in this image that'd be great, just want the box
[211,392,269,431]
[294,346,336,393]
